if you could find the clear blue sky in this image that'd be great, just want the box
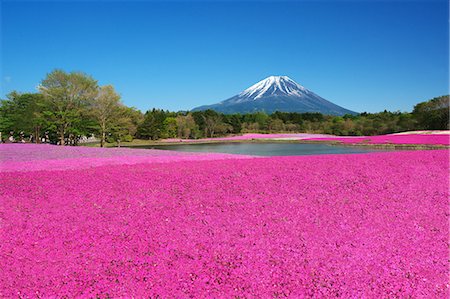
[1,0,448,113]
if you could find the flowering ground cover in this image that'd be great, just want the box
[0,144,448,297]
[0,144,254,172]
[304,134,450,146]
[161,132,450,146]
[162,133,332,143]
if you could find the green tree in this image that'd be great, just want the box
[163,117,178,138]
[109,106,141,143]
[223,114,242,134]
[124,107,144,138]
[0,92,47,142]
[254,111,269,130]
[203,111,223,138]
[176,114,198,139]
[413,95,449,130]
[92,85,122,147]
[268,118,285,131]
[137,109,168,140]
[39,70,99,145]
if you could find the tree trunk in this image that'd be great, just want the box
[59,125,65,146]
[60,131,65,146]
[35,126,40,144]
[100,121,106,147]
[101,131,105,147]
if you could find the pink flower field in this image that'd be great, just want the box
[161,133,332,143]
[0,144,255,172]
[304,134,450,146]
[0,144,448,297]
[161,132,450,146]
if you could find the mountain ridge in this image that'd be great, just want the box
[192,76,357,115]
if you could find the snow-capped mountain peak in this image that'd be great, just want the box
[191,75,357,115]
[239,76,308,100]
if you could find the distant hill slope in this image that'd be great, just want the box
[192,76,357,115]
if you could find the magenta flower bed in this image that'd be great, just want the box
[0,143,251,163]
[162,133,331,143]
[0,144,254,172]
[305,134,450,146]
[162,132,449,146]
[0,146,448,297]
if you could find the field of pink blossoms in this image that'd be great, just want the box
[162,133,332,143]
[0,144,254,172]
[161,132,450,146]
[304,134,449,146]
[0,144,448,297]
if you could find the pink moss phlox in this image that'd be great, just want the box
[0,144,255,172]
[0,147,448,297]
[162,133,332,143]
[305,134,449,145]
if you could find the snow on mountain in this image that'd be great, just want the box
[240,76,308,99]
[192,76,357,115]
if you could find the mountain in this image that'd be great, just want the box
[192,76,357,115]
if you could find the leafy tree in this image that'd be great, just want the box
[92,85,123,147]
[397,113,416,132]
[191,111,207,136]
[176,114,198,139]
[123,107,144,138]
[109,106,141,143]
[39,69,98,145]
[254,111,269,130]
[223,114,242,134]
[412,95,449,130]
[137,109,169,140]
[163,117,178,138]
[241,122,260,132]
[203,113,223,138]
[268,118,284,131]
[0,92,47,142]
[285,122,299,132]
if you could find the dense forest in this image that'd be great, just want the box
[1,70,448,146]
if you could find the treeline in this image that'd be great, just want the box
[0,70,143,146]
[1,69,448,145]
[135,97,448,140]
